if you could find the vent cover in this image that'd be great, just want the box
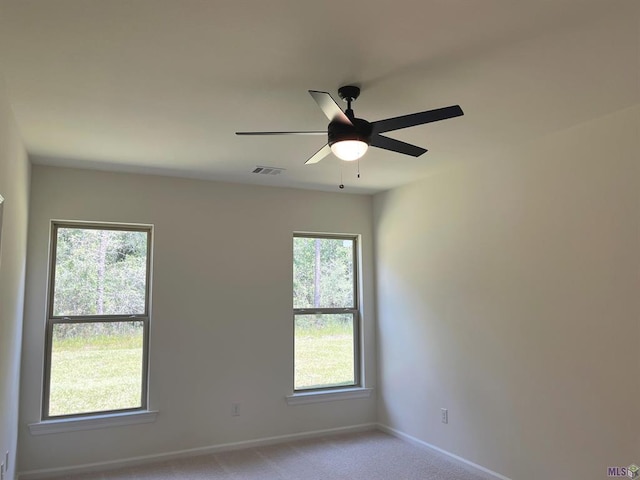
[252,166,285,175]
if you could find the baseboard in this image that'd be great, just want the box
[376,424,514,480]
[18,423,377,479]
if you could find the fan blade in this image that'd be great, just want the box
[370,134,427,157]
[372,105,463,134]
[236,131,326,135]
[305,144,331,165]
[309,91,353,125]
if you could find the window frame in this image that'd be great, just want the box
[0,194,4,268]
[42,221,153,420]
[293,232,361,393]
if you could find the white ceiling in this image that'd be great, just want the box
[1,1,638,193]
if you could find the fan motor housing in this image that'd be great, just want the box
[328,118,373,146]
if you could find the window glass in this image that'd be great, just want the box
[0,195,4,267]
[293,237,354,309]
[294,313,355,390]
[49,321,144,416]
[53,228,148,316]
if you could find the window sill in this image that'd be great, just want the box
[286,388,373,406]
[29,410,159,435]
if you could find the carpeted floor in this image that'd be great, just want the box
[48,430,497,480]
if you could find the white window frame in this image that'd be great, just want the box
[42,221,153,420]
[0,194,4,268]
[292,233,361,393]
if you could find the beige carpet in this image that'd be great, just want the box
[49,430,498,480]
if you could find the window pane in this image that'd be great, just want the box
[294,313,355,390]
[53,227,148,316]
[49,321,144,417]
[293,237,354,309]
[0,198,4,266]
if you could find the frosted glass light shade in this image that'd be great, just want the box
[330,140,369,161]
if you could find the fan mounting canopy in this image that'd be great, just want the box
[338,85,361,103]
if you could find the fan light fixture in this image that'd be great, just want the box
[330,140,369,161]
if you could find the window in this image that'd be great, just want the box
[44,222,152,419]
[293,234,359,391]
[0,194,4,266]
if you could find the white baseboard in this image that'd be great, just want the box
[18,423,377,480]
[376,424,514,480]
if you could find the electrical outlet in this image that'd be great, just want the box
[232,402,240,416]
[441,408,448,424]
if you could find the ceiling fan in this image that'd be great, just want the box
[236,86,463,164]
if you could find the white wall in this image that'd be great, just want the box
[373,105,640,479]
[18,166,376,473]
[0,78,30,480]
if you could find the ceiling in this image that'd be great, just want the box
[0,1,638,194]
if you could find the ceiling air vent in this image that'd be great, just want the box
[252,166,285,175]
